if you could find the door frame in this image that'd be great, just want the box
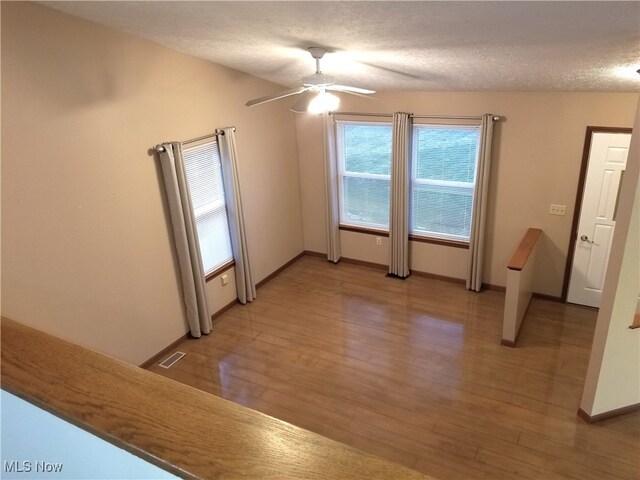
[561,126,633,302]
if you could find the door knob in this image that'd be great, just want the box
[580,235,592,243]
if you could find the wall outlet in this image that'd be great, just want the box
[549,204,566,216]
[221,273,229,286]
[375,237,382,246]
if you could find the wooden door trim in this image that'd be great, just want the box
[561,126,633,302]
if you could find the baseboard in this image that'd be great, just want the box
[532,292,563,303]
[339,256,387,270]
[140,252,307,369]
[139,298,241,368]
[305,252,468,284]
[256,252,306,289]
[483,283,506,292]
[411,270,465,285]
[303,250,326,258]
[139,332,190,369]
[485,283,564,303]
[577,404,640,424]
[211,298,239,322]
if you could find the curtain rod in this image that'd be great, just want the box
[330,112,500,121]
[155,127,236,152]
[330,112,392,118]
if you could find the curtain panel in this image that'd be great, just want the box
[158,143,211,337]
[389,112,412,278]
[218,128,257,304]
[323,112,341,263]
[467,114,495,291]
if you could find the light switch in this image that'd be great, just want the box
[549,204,566,216]
[221,274,229,286]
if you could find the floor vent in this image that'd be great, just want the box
[159,351,186,369]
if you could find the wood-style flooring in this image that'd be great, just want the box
[148,255,640,480]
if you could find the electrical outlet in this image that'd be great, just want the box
[549,204,566,216]
[221,274,229,286]
[375,237,382,246]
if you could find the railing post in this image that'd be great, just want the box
[502,228,543,346]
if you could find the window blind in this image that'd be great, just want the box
[337,121,393,229]
[411,125,480,241]
[183,141,233,274]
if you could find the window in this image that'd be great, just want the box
[183,141,233,275]
[411,125,480,242]
[337,121,393,230]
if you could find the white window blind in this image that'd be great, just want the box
[337,121,393,230]
[183,141,233,275]
[411,125,480,242]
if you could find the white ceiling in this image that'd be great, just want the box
[43,1,640,92]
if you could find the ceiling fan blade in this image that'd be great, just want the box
[360,62,423,80]
[326,85,376,95]
[246,86,309,107]
[332,89,380,101]
[289,91,315,113]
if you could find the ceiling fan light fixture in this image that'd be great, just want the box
[246,47,374,109]
[307,90,340,114]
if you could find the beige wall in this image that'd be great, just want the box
[297,92,638,295]
[580,100,640,417]
[1,3,303,365]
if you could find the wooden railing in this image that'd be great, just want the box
[502,228,543,346]
[1,317,430,480]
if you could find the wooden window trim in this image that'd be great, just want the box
[339,225,389,237]
[408,234,469,249]
[339,225,469,249]
[205,259,235,282]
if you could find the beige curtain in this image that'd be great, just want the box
[218,128,256,304]
[389,112,412,278]
[158,143,211,337]
[323,112,341,263]
[467,114,495,291]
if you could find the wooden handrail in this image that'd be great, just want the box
[507,228,543,271]
[1,317,430,480]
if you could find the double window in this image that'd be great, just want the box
[183,141,233,275]
[336,121,480,243]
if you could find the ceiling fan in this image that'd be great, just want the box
[245,47,376,113]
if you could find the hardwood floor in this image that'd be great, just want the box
[148,255,640,480]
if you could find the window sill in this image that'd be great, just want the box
[339,225,389,237]
[409,234,469,249]
[338,226,469,249]
[205,259,235,282]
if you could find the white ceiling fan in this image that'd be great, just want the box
[246,47,376,113]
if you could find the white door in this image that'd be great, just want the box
[568,132,631,307]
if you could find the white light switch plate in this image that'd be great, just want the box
[549,204,566,216]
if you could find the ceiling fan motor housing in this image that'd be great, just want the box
[302,73,335,88]
[308,47,327,60]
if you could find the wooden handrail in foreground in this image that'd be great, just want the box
[1,317,430,480]
[502,228,543,347]
[507,228,542,271]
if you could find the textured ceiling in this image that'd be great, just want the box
[43,1,640,92]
